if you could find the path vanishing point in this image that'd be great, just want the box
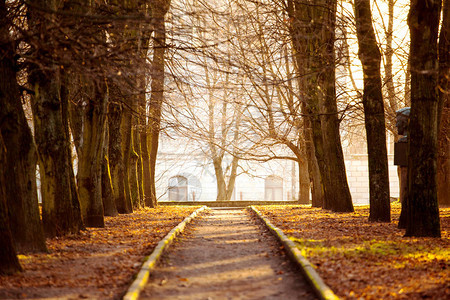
[138,208,318,300]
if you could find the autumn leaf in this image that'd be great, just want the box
[256,204,450,300]
[0,206,200,299]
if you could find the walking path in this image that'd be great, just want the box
[139,208,317,300]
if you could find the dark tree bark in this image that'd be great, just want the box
[64,0,108,227]
[101,124,118,216]
[298,159,310,204]
[0,134,22,274]
[108,97,132,213]
[140,99,153,207]
[437,0,449,207]
[28,0,84,237]
[318,0,353,213]
[139,50,153,208]
[302,103,323,207]
[130,66,143,209]
[74,81,107,227]
[148,0,170,207]
[354,0,391,222]
[405,0,442,237]
[287,0,353,212]
[130,127,141,209]
[131,120,143,209]
[398,166,408,228]
[384,0,398,119]
[0,0,47,252]
[106,0,142,213]
[121,104,134,212]
[30,68,85,237]
[288,0,329,209]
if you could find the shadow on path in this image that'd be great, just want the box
[140,208,317,300]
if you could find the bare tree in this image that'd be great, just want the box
[438,0,449,207]
[27,0,85,236]
[0,134,22,274]
[405,0,441,237]
[287,0,353,212]
[0,0,47,251]
[354,0,391,222]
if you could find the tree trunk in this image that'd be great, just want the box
[298,159,310,204]
[405,56,411,107]
[134,122,144,208]
[101,123,118,216]
[121,105,134,212]
[61,78,85,233]
[130,109,142,209]
[398,166,408,228]
[302,103,323,207]
[31,65,85,237]
[384,0,398,115]
[148,3,169,207]
[64,0,108,227]
[74,81,107,227]
[288,0,329,208]
[316,0,353,212]
[138,20,153,208]
[140,108,153,207]
[405,0,442,237]
[0,133,22,274]
[287,0,352,212]
[28,0,84,237]
[354,0,391,222]
[213,158,227,201]
[225,155,239,201]
[108,98,129,213]
[438,0,449,207]
[0,3,47,252]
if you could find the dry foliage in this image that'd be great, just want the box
[257,203,450,300]
[0,206,199,299]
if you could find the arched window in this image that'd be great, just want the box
[168,176,188,201]
[265,175,283,201]
[168,173,202,201]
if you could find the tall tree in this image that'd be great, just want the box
[130,117,142,209]
[106,0,142,214]
[107,94,131,213]
[301,102,324,207]
[0,134,22,274]
[437,0,449,207]
[405,0,442,237]
[70,80,108,227]
[318,0,353,213]
[137,3,153,208]
[207,96,241,201]
[65,0,108,227]
[28,0,84,237]
[287,0,353,212]
[0,0,47,252]
[148,0,171,207]
[101,124,118,216]
[353,0,391,222]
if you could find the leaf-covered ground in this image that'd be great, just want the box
[257,203,450,300]
[0,206,199,300]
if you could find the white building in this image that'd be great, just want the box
[155,128,400,205]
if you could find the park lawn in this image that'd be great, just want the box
[0,206,200,299]
[257,203,450,300]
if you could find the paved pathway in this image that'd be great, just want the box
[139,208,317,300]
